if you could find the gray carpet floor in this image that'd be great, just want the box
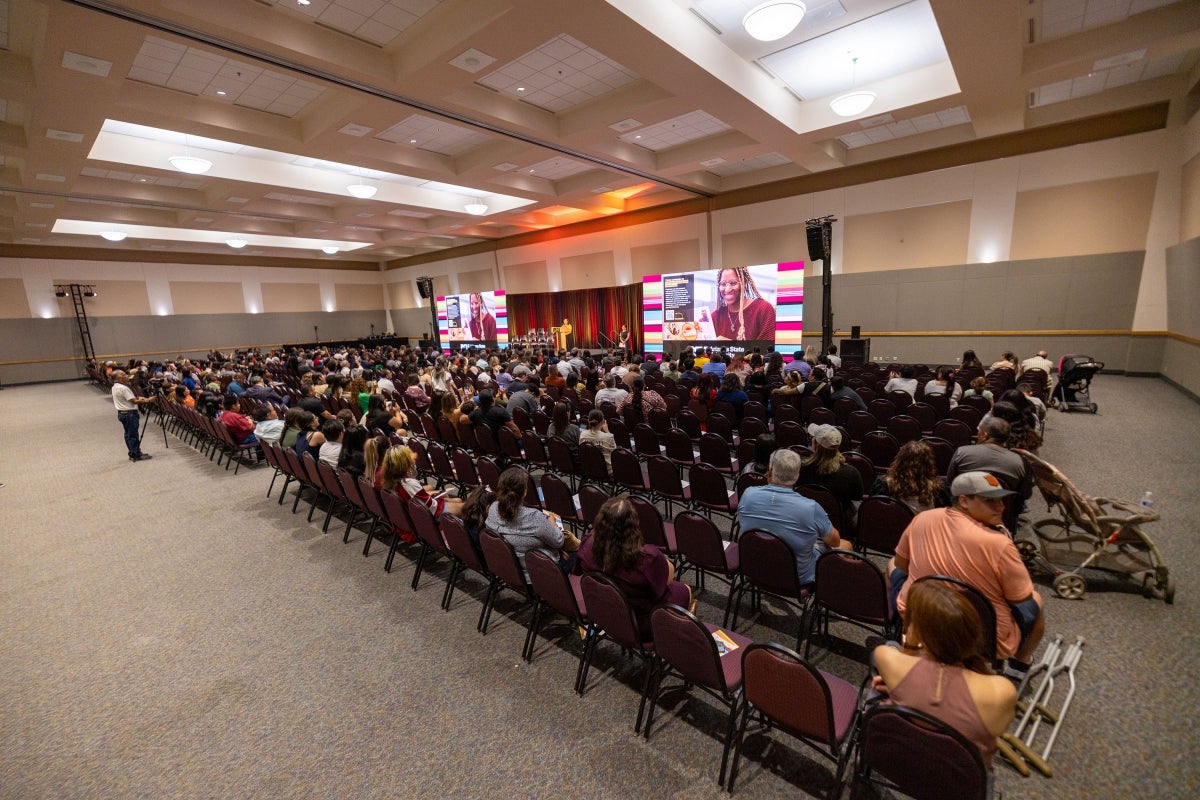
[1,375,1197,799]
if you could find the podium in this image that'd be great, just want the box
[552,324,573,351]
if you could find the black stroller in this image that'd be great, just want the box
[1052,354,1103,413]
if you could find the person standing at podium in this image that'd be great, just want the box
[555,317,573,350]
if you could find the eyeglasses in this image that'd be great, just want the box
[717,281,741,289]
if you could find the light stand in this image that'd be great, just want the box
[314,325,319,344]
[805,216,837,356]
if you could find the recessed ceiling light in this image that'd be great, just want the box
[743,1,806,42]
[168,155,213,175]
[517,87,525,92]
[99,230,127,241]
[410,139,417,144]
[216,90,227,96]
[226,238,248,248]
[297,0,311,5]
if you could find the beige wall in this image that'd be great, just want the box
[1010,173,1158,260]
[560,251,616,290]
[0,279,30,318]
[723,224,810,268]
[262,282,321,313]
[630,239,702,279]
[842,200,972,272]
[334,282,383,311]
[50,279,151,317]
[1182,152,1200,243]
[389,280,417,310]
[503,260,550,292]
[169,281,244,314]
[457,268,497,293]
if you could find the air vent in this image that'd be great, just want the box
[1028,18,1036,44]
[688,7,723,36]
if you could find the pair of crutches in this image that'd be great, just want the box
[996,635,1084,777]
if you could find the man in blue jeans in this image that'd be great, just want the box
[111,371,156,462]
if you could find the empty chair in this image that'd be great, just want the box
[477,529,539,657]
[832,396,860,426]
[628,494,681,568]
[450,448,482,491]
[705,413,737,446]
[540,473,583,534]
[689,462,738,529]
[728,643,860,794]
[907,402,937,432]
[525,549,588,678]
[737,416,767,445]
[546,436,578,492]
[646,456,691,517]
[607,417,633,451]
[664,428,698,470]
[856,705,989,800]
[728,529,812,649]
[921,435,955,478]
[475,455,502,491]
[922,391,951,420]
[933,418,974,449]
[742,400,767,422]
[673,511,740,626]
[676,409,704,441]
[498,426,526,465]
[800,395,825,423]
[804,550,899,659]
[887,389,914,410]
[807,406,836,427]
[699,432,739,476]
[440,513,490,612]
[861,430,901,472]
[644,605,752,788]
[960,395,992,416]
[774,420,807,450]
[531,409,552,436]
[886,414,923,444]
[427,442,460,493]
[578,573,658,731]
[846,410,878,444]
[772,402,799,427]
[577,483,611,530]
[633,423,663,460]
[647,407,672,438]
[521,431,552,475]
[611,447,651,495]
[855,495,915,557]
[868,398,896,428]
[842,452,875,500]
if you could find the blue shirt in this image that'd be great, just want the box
[701,362,726,378]
[784,360,812,378]
[737,484,832,584]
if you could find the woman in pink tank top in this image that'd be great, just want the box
[872,581,1018,767]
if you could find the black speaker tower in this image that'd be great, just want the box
[805,215,837,356]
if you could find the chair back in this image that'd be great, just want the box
[498,426,525,462]
[646,456,686,501]
[689,463,735,514]
[912,575,998,664]
[540,473,580,525]
[737,416,767,444]
[706,413,736,445]
[647,407,672,438]
[338,469,366,510]
[456,418,478,451]
[921,435,955,477]
[578,484,610,527]
[357,476,387,520]
[628,494,672,554]
[698,433,736,473]
[796,484,844,532]
[861,430,901,471]
[317,461,347,499]
[579,442,611,484]
[380,488,415,537]
[547,436,577,475]
[735,470,767,498]
[906,402,937,432]
[960,395,992,416]
[611,448,648,492]
[842,452,875,499]
[800,395,824,423]
[740,643,841,747]
[527,549,584,620]
[886,414,922,444]
[808,406,836,427]
[474,424,500,456]
[441,513,485,572]
[476,455,502,491]
[451,448,481,489]
[580,572,645,649]
[887,389,914,410]
[428,442,457,485]
[420,414,439,442]
[858,704,989,800]
[664,428,696,466]
[676,409,703,441]
[650,605,729,692]
[933,418,974,449]
[673,511,732,574]
[856,495,915,556]
[743,400,767,422]
[738,529,806,597]
[868,399,896,427]
[408,497,447,554]
[814,550,891,626]
[775,420,806,449]
[479,528,529,590]
[633,423,661,458]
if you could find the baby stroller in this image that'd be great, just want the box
[1052,354,1103,413]
[1015,449,1172,603]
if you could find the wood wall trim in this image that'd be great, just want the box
[0,244,380,271]
[384,102,1169,272]
[829,330,1169,337]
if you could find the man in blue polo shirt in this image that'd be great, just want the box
[737,448,844,584]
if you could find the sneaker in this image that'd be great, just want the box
[130,453,154,461]
[1002,661,1029,688]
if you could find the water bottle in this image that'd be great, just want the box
[1140,491,1154,510]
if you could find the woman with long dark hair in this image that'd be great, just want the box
[485,467,578,573]
[617,375,667,424]
[574,496,693,639]
[715,372,749,421]
[870,440,950,514]
[548,401,581,464]
[872,580,1017,768]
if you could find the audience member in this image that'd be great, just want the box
[486,467,576,574]
[870,440,950,514]
[798,424,863,528]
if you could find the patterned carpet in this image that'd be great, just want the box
[0,375,1196,799]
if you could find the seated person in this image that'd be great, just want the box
[737,449,845,585]
[218,395,256,444]
[251,404,285,445]
[317,419,344,468]
[575,496,693,640]
[380,445,463,517]
[715,372,749,421]
[486,466,577,574]
[469,389,521,440]
[827,375,867,412]
[884,365,919,397]
[870,440,951,514]
[890,471,1045,684]
[872,579,1017,769]
[922,366,962,408]
[578,409,616,468]
[962,376,993,406]
[798,424,864,528]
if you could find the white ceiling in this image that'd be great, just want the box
[0,0,1197,262]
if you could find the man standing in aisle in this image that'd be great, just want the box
[111,371,156,462]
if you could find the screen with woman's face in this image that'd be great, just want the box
[641,262,804,356]
[437,290,507,350]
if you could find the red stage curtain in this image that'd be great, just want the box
[507,284,642,350]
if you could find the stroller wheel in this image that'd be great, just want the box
[1016,539,1038,563]
[1053,573,1086,600]
[1164,575,1176,605]
[1141,573,1157,599]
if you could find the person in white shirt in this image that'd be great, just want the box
[826,345,842,368]
[252,405,286,445]
[594,374,629,407]
[111,371,157,462]
[1019,350,1055,389]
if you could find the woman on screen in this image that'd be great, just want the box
[468,292,497,340]
[712,267,775,341]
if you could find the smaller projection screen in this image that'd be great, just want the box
[437,290,507,350]
[642,262,804,356]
